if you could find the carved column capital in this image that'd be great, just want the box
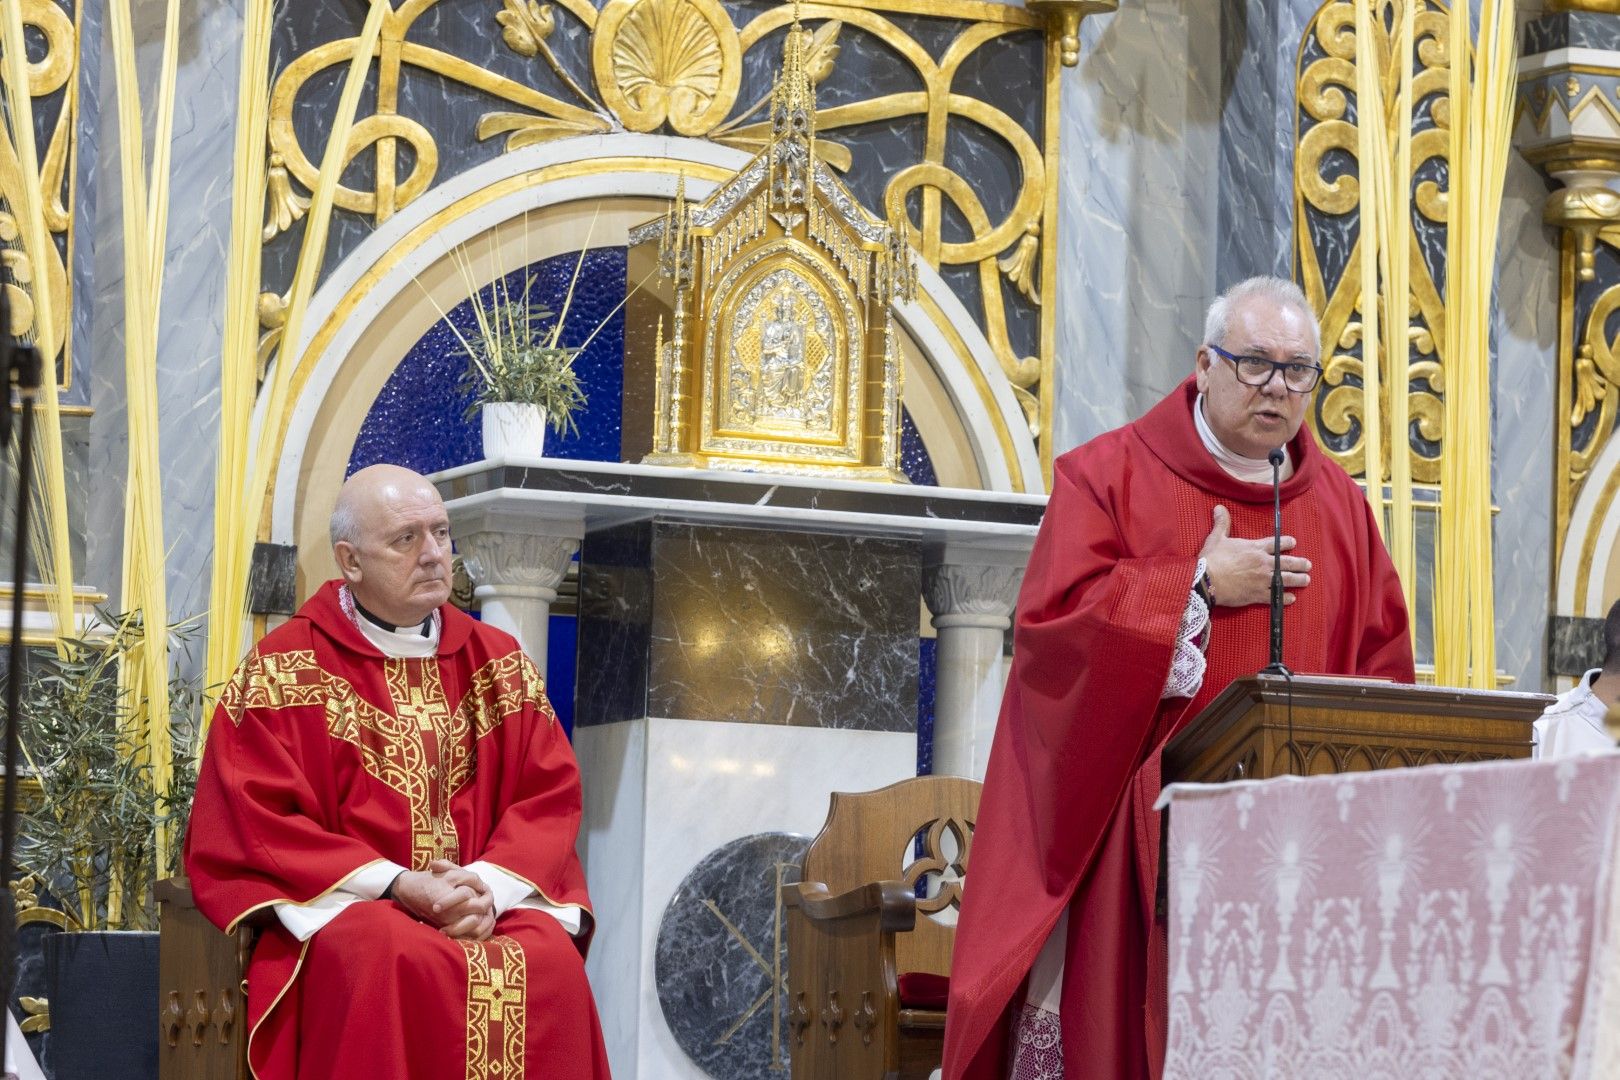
[923,562,1023,632]
[457,530,579,604]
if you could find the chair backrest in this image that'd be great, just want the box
[800,775,980,979]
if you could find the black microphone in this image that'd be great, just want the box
[1262,447,1291,676]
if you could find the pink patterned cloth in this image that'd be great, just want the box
[1159,753,1620,1079]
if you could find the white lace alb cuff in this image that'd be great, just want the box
[1162,558,1211,700]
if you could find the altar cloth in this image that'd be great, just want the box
[1160,752,1620,1078]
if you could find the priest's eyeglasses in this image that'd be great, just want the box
[1207,344,1323,393]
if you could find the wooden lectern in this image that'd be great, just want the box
[1162,674,1553,786]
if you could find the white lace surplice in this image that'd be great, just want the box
[1008,912,1067,1079]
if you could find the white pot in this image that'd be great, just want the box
[480,401,547,461]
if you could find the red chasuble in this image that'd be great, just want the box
[185,581,609,1080]
[941,377,1414,1080]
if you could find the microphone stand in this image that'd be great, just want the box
[1261,445,1298,774]
[1262,447,1291,676]
[0,292,40,1072]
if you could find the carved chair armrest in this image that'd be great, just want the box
[782,879,918,934]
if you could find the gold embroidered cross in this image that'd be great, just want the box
[472,969,522,1012]
[393,683,442,733]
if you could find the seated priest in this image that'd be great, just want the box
[1534,597,1620,758]
[185,463,610,1080]
[941,277,1415,1080]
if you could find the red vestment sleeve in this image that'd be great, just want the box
[942,451,1197,1076]
[185,683,387,934]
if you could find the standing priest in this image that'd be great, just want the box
[941,277,1415,1080]
[185,464,610,1080]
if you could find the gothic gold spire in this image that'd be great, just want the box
[770,5,817,149]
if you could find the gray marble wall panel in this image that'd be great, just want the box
[576,520,920,729]
[150,0,238,629]
[80,0,238,651]
[1493,97,1557,693]
[1215,0,1299,289]
[66,0,100,411]
[1050,0,1221,455]
[82,5,125,608]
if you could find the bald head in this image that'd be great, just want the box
[331,464,435,546]
[331,465,454,625]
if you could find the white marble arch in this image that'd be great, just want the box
[261,132,1044,566]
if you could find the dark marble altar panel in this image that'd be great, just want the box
[648,525,919,728]
[655,831,808,1078]
[576,521,920,730]
[247,542,299,616]
[576,521,654,728]
[917,635,936,774]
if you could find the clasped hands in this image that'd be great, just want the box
[1199,504,1311,608]
[389,859,496,941]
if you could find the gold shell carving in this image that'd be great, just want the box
[592,0,741,136]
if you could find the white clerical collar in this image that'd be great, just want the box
[1195,393,1295,485]
[1570,668,1612,736]
[339,585,441,659]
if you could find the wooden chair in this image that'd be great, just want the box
[783,775,980,1080]
[155,876,253,1080]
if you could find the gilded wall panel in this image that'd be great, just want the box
[259,0,1064,462]
[0,0,81,398]
[1293,0,1451,483]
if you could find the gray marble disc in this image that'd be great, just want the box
[654,831,810,1079]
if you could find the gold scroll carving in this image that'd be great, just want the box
[0,0,78,388]
[1294,0,1453,483]
[261,0,1089,470]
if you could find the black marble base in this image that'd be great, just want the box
[1549,614,1605,679]
[577,520,920,729]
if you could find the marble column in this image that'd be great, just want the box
[924,545,1025,780]
[453,508,582,662]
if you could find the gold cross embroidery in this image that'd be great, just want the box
[472,969,523,1012]
[394,684,442,733]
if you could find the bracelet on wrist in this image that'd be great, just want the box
[1197,568,1216,608]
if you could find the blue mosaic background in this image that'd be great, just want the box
[350,245,939,759]
[349,247,630,477]
[916,636,937,775]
